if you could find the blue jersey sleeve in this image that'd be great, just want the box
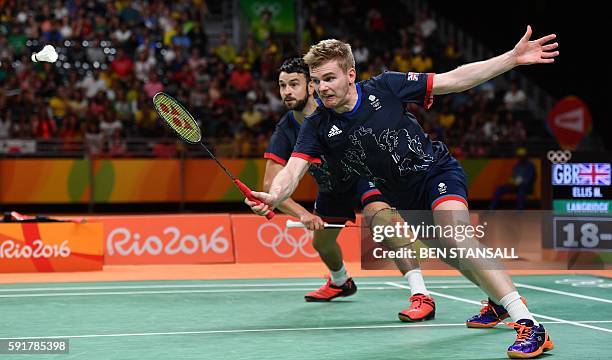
[292,115,323,164]
[264,125,293,166]
[377,71,435,109]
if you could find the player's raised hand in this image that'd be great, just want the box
[512,25,559,65]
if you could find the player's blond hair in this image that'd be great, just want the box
[303,39,355,72]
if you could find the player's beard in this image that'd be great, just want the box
[286,91,309,112]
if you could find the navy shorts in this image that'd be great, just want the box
[384,155,469,210]
[314,177,388,224]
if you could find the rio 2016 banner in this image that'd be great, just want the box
[100,214,235,265]
[0,158,539,204]
[0,222,104,273]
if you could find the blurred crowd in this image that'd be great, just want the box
[0,0,544,158]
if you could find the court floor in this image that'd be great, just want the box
[1,274,611,359]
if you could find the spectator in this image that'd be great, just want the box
[251,9,274,44]
[59,113,83,152]
[67,89,88,119]
[353,38,370,68]
[134,50,156,81]
[0,111,11,139]
[108,129,128,157]
[230,59,254,94]
[143,72,164,98]
[112,21,132,44]
[504,81,527,111]
[84,121,104,155]
[111,49,134,79]
[490,148,536,210]
[241,100,263,129]
[48,86,68,125]
[100,111,123,139]
[78,70,108,98]
[214,34,237,64]
[411,49,433,73]
[417,11,437,38]
[31,108,57,139]
[0,1,553,160]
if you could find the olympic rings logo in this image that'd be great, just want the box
[547,150,572,164]
[257,223,319,258]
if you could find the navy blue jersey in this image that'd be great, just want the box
[293,71,452,195]
[265,110,353,193]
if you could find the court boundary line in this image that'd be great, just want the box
[0,280,471,293]
[514,282,612,304]
[1,320,611,341]
[0,285,477,298]
[386,282,612,334]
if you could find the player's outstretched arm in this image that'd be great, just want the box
[247,157,310,217]
[432,25,558,95]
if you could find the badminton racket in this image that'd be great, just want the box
[153,92,275,219]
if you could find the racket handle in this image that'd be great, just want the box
[286,220,346,229]
[286,220,305,228]
[234,179,275,220]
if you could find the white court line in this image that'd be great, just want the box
[0,285,476,298]
[0,280,470,293]
[515,282,612,305]
[386,282,612,334]
[0,320,610,341]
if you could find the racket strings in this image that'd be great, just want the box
[153,94,201,143]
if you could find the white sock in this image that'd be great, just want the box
[499,291,538,325]
[404,269,429,296]
[330,265,349,286]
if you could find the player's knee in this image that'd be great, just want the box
[367,207,415,250]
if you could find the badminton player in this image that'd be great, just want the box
[248,26,558,358]
[251,57,435,321]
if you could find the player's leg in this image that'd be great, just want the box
[434,199,553,358]
[304,192,357,302]
[358,178,435,322]
[364,201,436,322]
[429,163,553,359]
[311,227,344,272]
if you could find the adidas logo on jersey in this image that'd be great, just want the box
[328,125,343,137]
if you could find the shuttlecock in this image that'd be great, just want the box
[31,45,58,63]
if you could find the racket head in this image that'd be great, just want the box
[153,92,202,144]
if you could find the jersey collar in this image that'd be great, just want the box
[289,111,301,128]
[338,83,362,117]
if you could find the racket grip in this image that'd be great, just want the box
[235,179,275,220]
[286,220,305,228]
[286,220,346,229]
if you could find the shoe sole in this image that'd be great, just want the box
[398,310,435,322]
[507,334,554,359]
[466,320,501,328]
[466,313,510,328]
[304,287,357,302]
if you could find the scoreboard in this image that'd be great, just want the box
[542,152,612,251]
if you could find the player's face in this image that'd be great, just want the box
[310,60,355,110]
[278,72,310,111]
